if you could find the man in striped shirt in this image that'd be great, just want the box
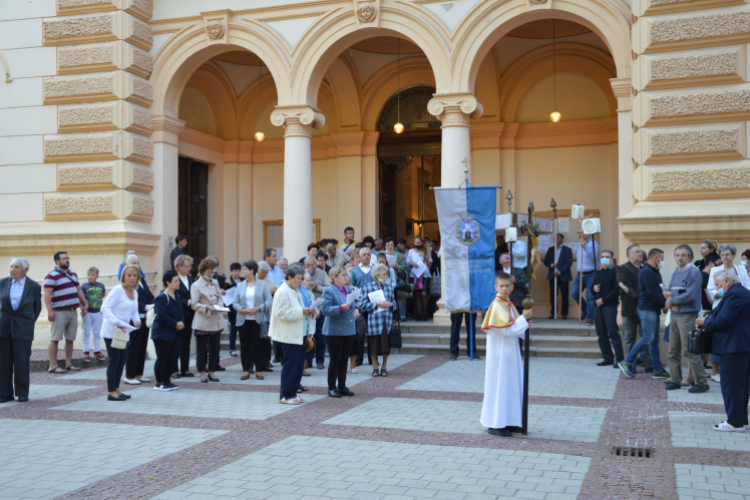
[45,251,88,374]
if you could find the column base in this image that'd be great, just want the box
[433,299,451,326]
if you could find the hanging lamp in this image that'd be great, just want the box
[394,38,404,134]
[254,63,265,141]
[550,19,561,123]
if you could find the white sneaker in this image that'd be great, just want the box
[714,421,745,432]
[279,398,300,405]
[351,368,358,374]
[711,374,721,383]
[137,377,150,383]
[123,378,141,385]
[153,384,162,391]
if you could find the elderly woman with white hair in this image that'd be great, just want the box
[0,258,42,403]
[122,253,155,386]
[696,269,750,432]
[359,263,395,377]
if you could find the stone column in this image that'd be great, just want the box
[151,115,186,274]
[271,106,325,261]
[610,78,632,260]
[427,93,483,325]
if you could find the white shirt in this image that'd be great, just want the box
[10,276,26,310]
[100,285,139,339]
[359,263,372,275]
[502,266,512,274]
[245,284,256,320]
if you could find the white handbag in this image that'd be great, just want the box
[111,328,129,349]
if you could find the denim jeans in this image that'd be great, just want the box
[624,309,664,372]
[571,271,595,321]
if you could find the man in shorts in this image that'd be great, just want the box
[45,251,88,374]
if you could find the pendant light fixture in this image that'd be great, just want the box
[254,63,265,142]
[393,38,404,134]
[550,19,561,123]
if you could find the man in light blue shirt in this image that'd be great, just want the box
[264,248,285,286]
[571,229,600,324]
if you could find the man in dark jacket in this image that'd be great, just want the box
[617,244,651,371]
[498,253,527,312]
[544,234,572,319]
[0,258,42,402]
[698,269,750,431]
[619,248,669,379]
[170,235,187,271]
[592,250,624,366]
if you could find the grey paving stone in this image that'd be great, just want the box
[174,354,422,388]
[322,397,606,443]
[58,354,230,381]
[0,384,96,408]
[670,412,750,452]
[152,436,590,500]
[0,419,225,500]
[396,358,620,399]
[51,387,324,420]
[677,464,750,500]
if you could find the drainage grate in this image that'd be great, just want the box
[611,446,653,458]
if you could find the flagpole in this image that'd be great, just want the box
[521,202,535,437]
[462,158,475,362]
[551,199,558,320]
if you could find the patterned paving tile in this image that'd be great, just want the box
[50,387,325,420]
[666,381,737,406]
[322,397,606,443]
[670,412,750,452]
[0,419,226,500]
[59,354,230,381]
[0,385,96,408]
[174,354,422,388]
[396,358,620,399]
[152,435,592,500]
[676,463,750,500]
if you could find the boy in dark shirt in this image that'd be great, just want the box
[81,267,106,361]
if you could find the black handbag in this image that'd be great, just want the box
[687,328,713,355]
[389,309,402,349]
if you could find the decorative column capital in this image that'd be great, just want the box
[427,93,483,127]
[151,115,186,145]
[610,77,632,112]
[271,105,326,138]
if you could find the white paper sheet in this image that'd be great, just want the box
[385,254,396,268]
[213,305,231,312]
[368,289,389,313]
[413,261,429,278]
[346,288,361,305]
[120,324,137,333]
[222,287,236,307]
[312,297,324,309]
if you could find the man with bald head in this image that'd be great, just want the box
[1,258,42,402]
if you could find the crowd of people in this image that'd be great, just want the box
[0,227,747,433]
[539,234,750,433]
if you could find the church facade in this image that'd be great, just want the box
[1,0,748,317]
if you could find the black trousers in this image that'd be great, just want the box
[260,336,272,368]
[228,309,238,350]
[326,335,355,390]
[0,337,31,399]
[178,307,193,374]
[125,323,149,378]
[152,338,180,385]
[548,279,569,317]
[273,340,284,362]
[280,343,305,400]
[196,334,220,373]
[239,320,263,372]
[450,312,477,356]
[104,338,127,392]
[719,351,750,427]
[594,306,625,364]
[355,314,369,365]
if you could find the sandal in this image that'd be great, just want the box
[380,369,388,377]
[66,364,81,372]
[372,370,380,377]
[49,366,68,374]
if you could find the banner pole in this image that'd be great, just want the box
[552,199,558,320]
[469,314,474,361]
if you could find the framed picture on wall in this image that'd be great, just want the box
[262,219,321,258]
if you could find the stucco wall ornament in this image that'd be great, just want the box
[206,21,225,40]
[356,2,377,23]
[529,0,548,4]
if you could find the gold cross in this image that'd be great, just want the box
[462,158,470,170]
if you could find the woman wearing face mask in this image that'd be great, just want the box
[406,236,432,321]
[191,258,227,383]
[359,264,395,376]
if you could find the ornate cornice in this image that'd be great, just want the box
[151,115,186,145]
[610,77,632,111]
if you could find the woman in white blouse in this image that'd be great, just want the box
[232,260,273,381]
[100,265,140,401]
[405,235,432,321]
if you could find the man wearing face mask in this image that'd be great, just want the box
[619,248,669,379]
[592,250,624,367]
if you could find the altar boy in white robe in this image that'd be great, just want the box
[480,272,533,436]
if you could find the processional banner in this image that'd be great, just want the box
[434,186,497,313]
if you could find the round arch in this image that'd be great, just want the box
[360,57,437,132]
[151,23,290,118]
[290,5,450,107]
[498,43,617,122]
[452,0,631,94]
